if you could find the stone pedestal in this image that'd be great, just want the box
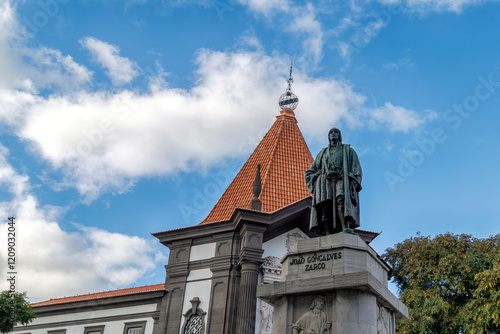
[257,233,408,334]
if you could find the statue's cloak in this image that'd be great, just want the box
[305,144,362,234]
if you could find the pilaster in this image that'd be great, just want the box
[207,233,239,334]
[163,240,192,334]
[236,222,266,334]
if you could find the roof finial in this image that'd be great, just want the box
[278,61,299,111]
[250,164,262,211]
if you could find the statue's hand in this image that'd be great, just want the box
[315,170,322,176]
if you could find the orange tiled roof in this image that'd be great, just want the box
[30,283,165,307]
[200,109,313,224]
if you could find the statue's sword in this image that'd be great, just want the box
[342,144,349,231]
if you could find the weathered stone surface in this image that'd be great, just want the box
[257,233,408,334]
[334,290,377,333]
[281,233,389,285]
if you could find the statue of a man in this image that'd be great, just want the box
[305,128,362,235]
[292,296,331,334]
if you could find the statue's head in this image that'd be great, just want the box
[310,296,326,310]
[328,127,342,144]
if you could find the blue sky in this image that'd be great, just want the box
[0,0,500,302]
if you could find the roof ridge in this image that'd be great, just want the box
[295,119,313,161]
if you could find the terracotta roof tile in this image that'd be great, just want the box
[30,283,165,307]
[200,109,313,224]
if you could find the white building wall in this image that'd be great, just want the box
[262,227,308,260]
[28,304,156,325]
[189,243,216,262]
[177,243,216,334]
[15,304,156,334]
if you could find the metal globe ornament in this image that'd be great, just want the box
[279,89,299,111]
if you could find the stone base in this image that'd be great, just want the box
[257,233,408,334]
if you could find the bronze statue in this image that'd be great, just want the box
[305,128,362,235]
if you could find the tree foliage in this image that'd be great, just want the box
[382,233,500,334]
[0,290,35,333]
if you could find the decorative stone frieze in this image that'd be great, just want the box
[261,256,282,284]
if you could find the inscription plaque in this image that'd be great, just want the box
[288,251,342,272]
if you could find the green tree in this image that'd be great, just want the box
[382,233,500,334]
[0,290,35,333]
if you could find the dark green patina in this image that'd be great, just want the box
[305,128,362,235]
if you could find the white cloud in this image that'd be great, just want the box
[80,36,140,86]
[294,74,367,137]
[383,53,414,70]
[0,1,92,92]
[233,0,326,67]
[16,51,288,201]
[0,0,21,90]
[20,46,93,90]
[377,0,500,13]
[237,30,263,51]
[369,102,436,132]
[0,145,165,301]
[239,0,290,16]
[335,13,390,66]
[0,89,38,127]
[287,3,324,66]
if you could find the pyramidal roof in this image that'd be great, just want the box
[200,108,313,225]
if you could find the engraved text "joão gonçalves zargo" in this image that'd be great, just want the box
[289,252,342,272]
